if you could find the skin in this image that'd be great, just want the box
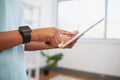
[0,27,79,51]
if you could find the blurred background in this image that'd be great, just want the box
[22,0,120,80]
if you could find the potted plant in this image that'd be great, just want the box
[40,51,63,76]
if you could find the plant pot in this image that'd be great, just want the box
[44,68,50,76]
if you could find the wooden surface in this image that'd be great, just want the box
[40,70,95,80]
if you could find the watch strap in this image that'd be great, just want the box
[19,26,32,44]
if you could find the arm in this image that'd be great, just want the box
[25,42,56,51]
[0,27,78,51]
[0,27,62,51]
[0,27,57,51]
[0,30,23,51]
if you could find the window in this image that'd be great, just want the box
[58,0,120,39]
[107,0,120,39]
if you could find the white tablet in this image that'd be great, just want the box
[58,18,104,48]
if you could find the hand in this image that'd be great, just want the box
[31,27,72,47]
[59,30,79,48]
[25,28,79,50]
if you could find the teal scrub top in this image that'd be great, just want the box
[0,0,27,80]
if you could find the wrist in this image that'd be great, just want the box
[31,29,36,41]
[31,28,54,42]
[31,29,42,41]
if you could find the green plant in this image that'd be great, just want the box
[40,51,63,75]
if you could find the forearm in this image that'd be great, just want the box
[0,30,23,51]
[25,42,56,51]
[0,27,55,51]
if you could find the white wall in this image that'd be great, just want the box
[39,0,58,27]
[47,39,120,77]
[22,0,57,27]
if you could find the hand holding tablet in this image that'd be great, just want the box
[58,18,104,48]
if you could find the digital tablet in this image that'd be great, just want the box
[58,18,104,48]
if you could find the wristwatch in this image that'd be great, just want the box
[19,26,32,44]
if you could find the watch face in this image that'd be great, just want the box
[19,26,31,32]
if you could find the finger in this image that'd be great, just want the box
[45,28,62,47]
[56,30,62,44]
[45,35,61,47]
[64,35,80,48]
[52,29,62,47]
[53,35,61,47]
